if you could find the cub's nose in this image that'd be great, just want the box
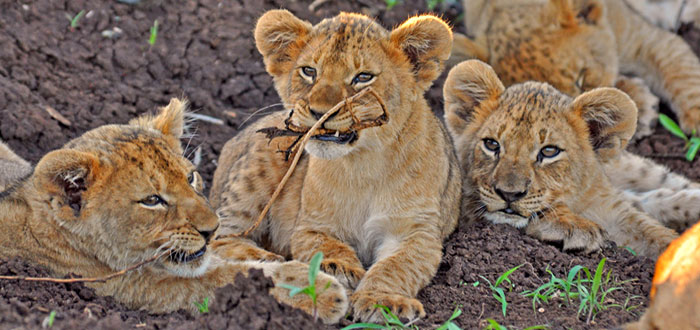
[495,188,527,204]
[198,223,219,242]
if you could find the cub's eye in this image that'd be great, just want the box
[539,145,562,160]
[300,66,316,80]
[140,195,166,207]
[352,72,374,84]
[483,138,500,153]
[187,172,195,184]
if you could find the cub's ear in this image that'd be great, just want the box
[130,98,188,140]
[390,15,453,91]
[570,87,637,162]
[254,9,312,77]
[33,149,100,219]
[443,60,504,136]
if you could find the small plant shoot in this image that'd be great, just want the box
[658,113,700,161]
[278,251,330,321]
[193,297,209,313]
[149,19,159,46]
[68,10,86,31]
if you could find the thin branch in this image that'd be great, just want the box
[0,252,166,284]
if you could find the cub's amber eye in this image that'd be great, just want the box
[483,138,500,153]
[187,172,195,185]
[539,145,562,160]
[352,72,374,84]
[300,66,316,80]
[140,195,166,207]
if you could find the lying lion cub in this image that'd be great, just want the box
[0,99,348,323]
[210,11,461,321]
[444,60,678,258]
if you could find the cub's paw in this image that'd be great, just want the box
[351,291,425,323]
[680,106,700,134]
[321,258,366,289]
[211,239,284,262]
[526,217,608,253]
[269,261,349,324]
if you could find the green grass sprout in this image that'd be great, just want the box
[68,10,85,31]
[658,113,700,161]
[341,305,463,330]
[479,264,523,316]
[385,0,401,10]
[193,297,209,313]
[483,319,549,330]
[148,19,159,46]
[279,251,330,321]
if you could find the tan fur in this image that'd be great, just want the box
[209,11,461,322]
[455,0,700,136]
[0,99,348,323]
[624,220,700,329]
[0,141,31,192]
[625,0,700,30]
[444,60,678,258]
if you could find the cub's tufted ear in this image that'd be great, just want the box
[33,149,101,219]
[130,98,188,140]
[443,60,504,136]
[390,15,453,91]
[570,87,637,162]
[254,10,312,77]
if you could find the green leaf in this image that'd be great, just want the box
[308,252,323,286]
[70,10,85,29]
[47,310,57,327]
[686,140,700,161]
[446,323,462,330]
[495,264,523,288]
[149,20,159,46]
[436,308,463,330]
[340,323,387,330]
[385,0,399,10]
[659,114,688,141]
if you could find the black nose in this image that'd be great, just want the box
[495,188,527,204]
[198,223,219,242]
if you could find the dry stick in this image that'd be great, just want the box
[0,252,167,284]
[219,87,377,239]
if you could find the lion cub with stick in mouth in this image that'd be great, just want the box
[210,11,461,321]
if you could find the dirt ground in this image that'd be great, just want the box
[0,0,698,329]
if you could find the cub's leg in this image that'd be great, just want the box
[525,204,608,252]
[211,237,284,262]
[604,150,700,192]
[351,224,442,322]
[291,229,366,290]
[614,76,659,140]
[622,188,700,232]
[614,0,700,133]
[582,194,679,259]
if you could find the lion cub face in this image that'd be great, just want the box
[32,99,219,277]
[254,10,451,159]
[444,60,636,228]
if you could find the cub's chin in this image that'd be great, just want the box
[305,138,355,160]
[484,211,529,228]
[162,249,212,278]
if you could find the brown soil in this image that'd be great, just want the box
[0,0,698,329]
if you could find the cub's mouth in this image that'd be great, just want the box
[311,131,358,144]
[169,245,206,263]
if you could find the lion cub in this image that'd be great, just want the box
[0,99,348,323]
[210,11,461,321]
[444,60,678,258]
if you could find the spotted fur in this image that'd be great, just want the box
[454,0,700,138]
[209,11,461,322]
[444,60,678,258]
[0,99,348,323]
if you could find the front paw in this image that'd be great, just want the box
[211,240,284,262]
[321,258,366,289]
[526,217,608,253]
[351,291,425,323]
[680,107,700,134]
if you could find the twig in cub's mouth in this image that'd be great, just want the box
[219,87,387,240]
